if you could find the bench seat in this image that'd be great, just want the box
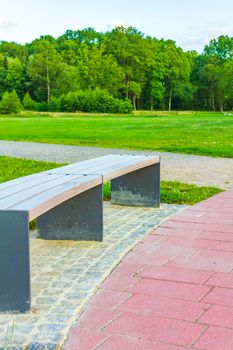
[0,154,160,313]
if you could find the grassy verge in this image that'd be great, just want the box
[0,156,223,206]
[0,111,233,157]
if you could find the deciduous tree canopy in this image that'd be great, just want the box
[0,28,233,112]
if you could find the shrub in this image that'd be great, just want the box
[60,88,133,113]
[0,90,22,114]
[47,97,61,112]
[23,93,38,111]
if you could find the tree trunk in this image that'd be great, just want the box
[46,58,50,103]
[212,96,215,111]
[125,78,130,99]
[132,96,136,111]
[219,99,224,112]
[150,96,154,111]
[168,88,172,111]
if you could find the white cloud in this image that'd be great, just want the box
[178,23,233,52]
[0,19,18,31]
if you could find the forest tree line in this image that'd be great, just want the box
[0,26,233,113]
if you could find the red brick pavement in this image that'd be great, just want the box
[64,189,233,350]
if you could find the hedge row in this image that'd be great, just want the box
[23,89,133,114]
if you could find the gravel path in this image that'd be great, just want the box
[0,140,232,189]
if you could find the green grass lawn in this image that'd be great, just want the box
[0,156,223,205]
[0,111,233,157]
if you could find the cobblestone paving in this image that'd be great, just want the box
[0,202,185,350]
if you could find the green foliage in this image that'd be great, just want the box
[0,31,233,111]
[23,92,38,110]
[0,156,65,183]
[60,88,133,113]
[160,181,222,205]
[4,319,15,350]
[0,90,22,114]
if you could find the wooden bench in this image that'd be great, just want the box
[0,154,160,313]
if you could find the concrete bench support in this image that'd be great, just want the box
[111,163,160,207]
[0,211,30,313]
[37,184,103,241]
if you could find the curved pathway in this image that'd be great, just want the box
[0,140,233,189]
[65,188,233,350]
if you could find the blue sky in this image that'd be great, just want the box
[0,0,233,52]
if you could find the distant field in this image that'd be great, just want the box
[0,111,233,158]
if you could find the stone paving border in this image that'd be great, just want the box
[0,140,233,189]
[0,203,184,349]
[65,189,233,350]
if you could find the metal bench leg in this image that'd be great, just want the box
[111,162,160,207]
[0,211,30,313]
[37,184,103,241]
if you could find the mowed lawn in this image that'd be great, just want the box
[0,111,233,157]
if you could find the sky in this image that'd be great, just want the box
[0,0,233,52]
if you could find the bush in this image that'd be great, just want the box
[47,97,61,112]
[23,93,38,111]
[0,90,22,114]
[60,88,133,113]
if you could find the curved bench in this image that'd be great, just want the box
[0,154,160,313]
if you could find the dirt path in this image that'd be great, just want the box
[0,140,232,189]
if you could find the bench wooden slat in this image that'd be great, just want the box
[0,174,65,200]
[0,172,49,191]
[12,175,102,221]
[49,155,159,180]
[0,155,131,193]
[47,154,135,174]
[81,156,159,181]
[0,174,84,209]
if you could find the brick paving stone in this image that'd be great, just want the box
[122,250,172,266]
[101,274,140,292]
[117,294,209,321]
[151,227,201,238]
[88,290,131,310]
[202,287,233,306]
[194,326,233,350]
[158,236,218,249]
[213,241,233,252]
[104,312,205,347]
[196,231,233,242]
[167,248,233,272]
[76,307,122,331]
[205,272,233,288]
[64,328,110,350]
[128,279,211,301]
[162,220,233,233]
[96,335,184,350]
[199,304,233,328]
[137,266,213,284]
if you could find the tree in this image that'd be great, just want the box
[162,40,191,111]
[27,39,64,102]
[5,57,26,98]
[0,90,22,114]
[128,81,142,110]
